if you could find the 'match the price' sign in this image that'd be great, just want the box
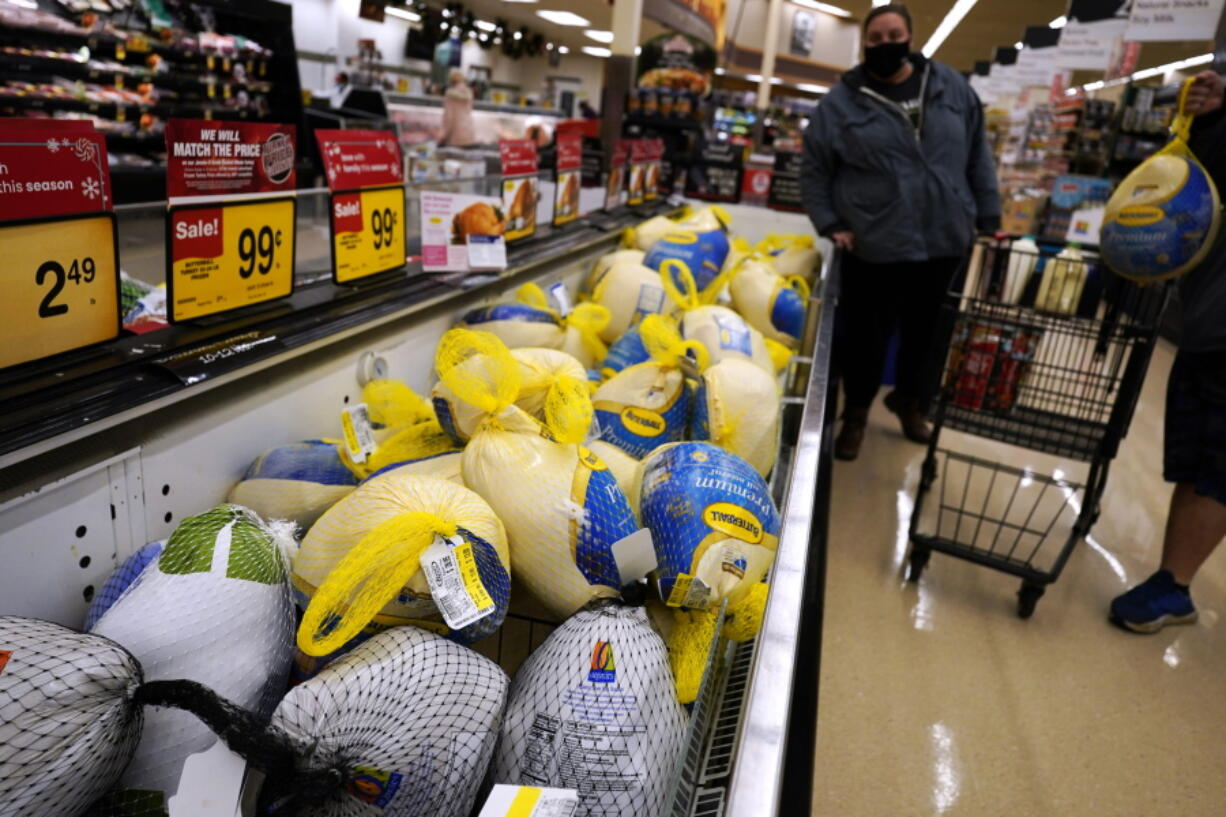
[316,129,406,284]
[164,119,297,322]
[0,119,120,369]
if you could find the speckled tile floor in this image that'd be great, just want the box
[811,339,1226,817]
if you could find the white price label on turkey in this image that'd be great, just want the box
[422,536,495,630]
[477,784,578,817]
[340,403,376,464]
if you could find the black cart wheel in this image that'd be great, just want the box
[906,547,930,582]
[1017,583,1045,618]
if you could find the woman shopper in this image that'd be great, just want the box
[800,3,1000,460]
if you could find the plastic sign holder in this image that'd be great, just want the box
[0,120,120,369]
[164,119,298,323]
[500,139,539,242]
[316,129,407,284]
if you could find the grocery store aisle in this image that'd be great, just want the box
[810,340,1226,817]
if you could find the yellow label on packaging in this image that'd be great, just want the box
[167,197,296,322]
[703,502,765,544]
[340,411,362,461]
[223,83,231,99]
[331,186,407,283]
[0,214,119,369]
[115,73,124,90]
[206,55,215,70]
[620,406,666,437]
[666,573,694,607]
[506,787,543,817]
[115,43,125,60]
[454,541,494,610]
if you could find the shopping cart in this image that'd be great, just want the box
[905,236,1171,617]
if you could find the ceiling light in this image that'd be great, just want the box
[635,45,642,55]
[715,67,727,75]
[921,0,980,58]
[1049,15,1067,28]
[872,0,889,5]
[584,29,614,43]
[1078,52,1212,93]
[797,82,830,93]
[582,46,612,57]
[745,73,763,82]
[557,45,569,54]
[536,9,591,26]
[513,30,523,40]
[493,36,502,43]
[385,6,421,22]
[770,77,783,84]
[475,20,497,32]
[502,0,537,3]
[8,0,39,7]
[791,0,852,17]
[1013,41,1023,49]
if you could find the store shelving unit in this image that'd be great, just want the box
[0,0,302,201]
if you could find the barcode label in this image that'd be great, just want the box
[421,536,495,630]
[340,403,376,464]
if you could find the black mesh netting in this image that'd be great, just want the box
[1,616,509,817]
[267,624,509,816]
[0,617,144,817]
[495,601,689,817]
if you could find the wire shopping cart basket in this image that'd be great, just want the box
[906,236,1171,617]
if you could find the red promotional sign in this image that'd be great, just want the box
[556,134,583,173]
[169,206,224,259]
[0,122,113,221]
[742,168,773,198]
[612,140,630,168]
[499,139,539,177]
[630,139,651,164]
[165,119,296,200]
[315,129,404,191]
[332,192,364,233]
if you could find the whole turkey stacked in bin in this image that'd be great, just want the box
[0,207,820,817]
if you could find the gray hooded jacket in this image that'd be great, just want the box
[800,54,1001,264]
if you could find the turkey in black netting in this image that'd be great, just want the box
[0,617,143,817]
[494,601,688,817]
[266,624,509,816]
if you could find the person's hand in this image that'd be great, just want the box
[1185,70,1223,117]
[831,231,855,252]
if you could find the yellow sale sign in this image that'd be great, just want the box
[330,185,407,283]
[167,197,296,322]
[0,213,119,369]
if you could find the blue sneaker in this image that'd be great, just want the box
[1109,570,1198,634]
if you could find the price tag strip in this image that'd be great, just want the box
[166,197,297,323]
[0,212,121,369]
[421,536,496,631]
[329,184,407,284]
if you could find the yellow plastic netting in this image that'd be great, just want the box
[639,312,710,372]
[363,418,459,476]
[294,473,508,656]
[698,357,781,476]
[667,609,718,704]
[658,257,730,310]
[559,302,611,369]
[362,378,434,430]
[764,337,794,373]
[591,262,669,343]
[440,330,632,619]
[298,511,457,656]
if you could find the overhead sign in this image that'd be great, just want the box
[1126,0,1226,41]
[0,121,119,369]
[316,129,407,284]
[1015,47,1062,86]
[1056,19,1128,70]
[165,119,298,322]
[643,0,722,47]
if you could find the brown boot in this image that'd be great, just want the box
[834,407,869,461]
[884,391,932,444]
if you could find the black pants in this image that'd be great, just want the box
[835,254,964,414]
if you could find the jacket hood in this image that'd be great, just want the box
[841,52,929,91]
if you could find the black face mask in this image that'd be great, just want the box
[864,39,910,78]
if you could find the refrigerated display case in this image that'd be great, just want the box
[0,186,835,817]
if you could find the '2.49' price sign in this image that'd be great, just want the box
[0,212,120,369]
[166,197,297,322]
[329,185,406,283]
